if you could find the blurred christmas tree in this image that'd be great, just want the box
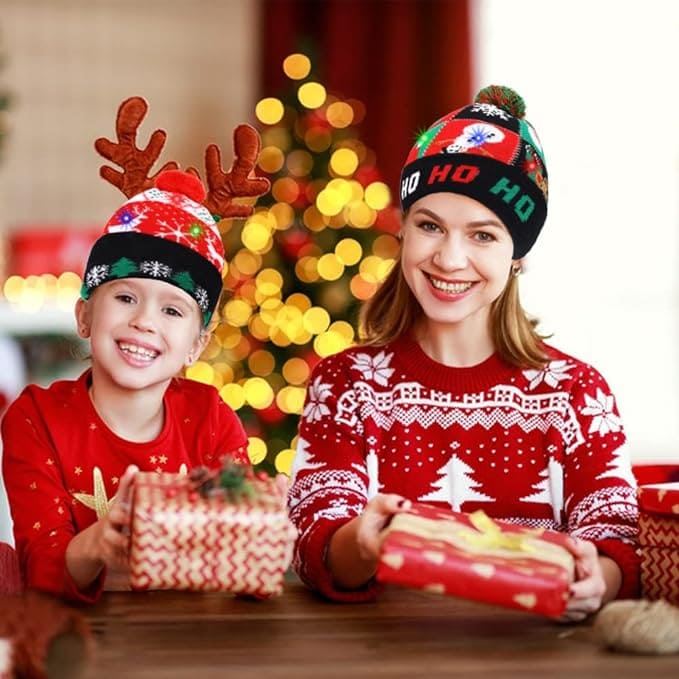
[188,53,400,476]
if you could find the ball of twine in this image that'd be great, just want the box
[594,598,679,655]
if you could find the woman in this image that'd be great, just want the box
[288,86,639,621]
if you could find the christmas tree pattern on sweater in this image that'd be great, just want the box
[288,336,639,599]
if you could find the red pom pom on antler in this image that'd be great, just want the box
[155,169,207,204]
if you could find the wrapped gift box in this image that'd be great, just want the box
[377,502,575,617]
[129,470,296,598]
[638,482,679,605]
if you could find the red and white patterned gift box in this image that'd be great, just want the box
[377,502,575,617]
[638,482,679,604]
[129,472,296,598]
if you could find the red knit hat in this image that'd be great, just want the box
[400,85,547,259]
[82,97,270,324]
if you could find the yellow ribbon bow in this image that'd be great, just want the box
[456,510,536,553]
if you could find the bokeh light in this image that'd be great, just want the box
[283,53,311,80]
[223,299,252,327]
[258,145,286,173]
[248,350,276,377]
[275,448,296,475]
[244,377,275,409]
[185,362,215,386]
[220,383,245,410]
[282,357,310,385]
[287,149,314,177]
[298,82,327,109]
[330,148,359,176]
[364,182,391,210]
[326,102,354,128]
[335,238,362,265]
[317,253,344,281]
[303,306,331,334]
[247,437,268,464]
[255,98,285,125]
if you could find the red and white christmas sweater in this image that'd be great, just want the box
[1,370,247,603]
[289,335,640,602]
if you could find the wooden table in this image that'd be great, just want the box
[81,582,677,678]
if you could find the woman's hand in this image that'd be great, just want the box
[560,537,621,622]
[327,493,411,590]
[355,493,412,560]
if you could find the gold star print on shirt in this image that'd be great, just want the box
[73,467,117,519]
[73,464,189,518]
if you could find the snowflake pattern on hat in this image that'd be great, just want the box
[85,264,110,288]
[470,102,511,120]
[194,286,210,312]
[139,260,172,278]
[104,188,225,274]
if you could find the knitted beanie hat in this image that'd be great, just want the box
[82,170,224,325]
[82,96,270,325]
[399,85,547,259]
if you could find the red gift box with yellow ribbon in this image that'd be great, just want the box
[129,468,296,598]
[377,502,575,617]
[638,482,679,604]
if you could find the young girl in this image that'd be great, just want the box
[1,99,269,603]
[288,86,639,621]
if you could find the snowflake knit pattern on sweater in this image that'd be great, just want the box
[288,335,640,602]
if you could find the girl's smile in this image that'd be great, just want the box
[116,339,161,365]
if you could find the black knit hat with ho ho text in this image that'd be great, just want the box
[399,85,548,258]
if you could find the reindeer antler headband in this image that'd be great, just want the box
[81,97,270,325]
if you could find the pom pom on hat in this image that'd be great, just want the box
[399,85,547,259]
[474,85,526,119]
[155,169,207,204]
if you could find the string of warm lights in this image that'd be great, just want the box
[2,272,82,312]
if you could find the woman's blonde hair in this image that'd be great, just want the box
[358,256,550,369]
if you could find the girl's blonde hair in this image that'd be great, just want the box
[358,256,550,369]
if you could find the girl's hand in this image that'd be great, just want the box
[355,493,412,561]
[97,464,138,570]
[65,464,138,589]
[560,537,607,622]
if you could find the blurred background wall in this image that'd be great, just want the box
[0,0,677,471]
[0,0,258,225]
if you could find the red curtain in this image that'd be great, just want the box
[259,0,472,195]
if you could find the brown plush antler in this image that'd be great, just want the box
[190,124,271,219]
[94,96,179,198]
